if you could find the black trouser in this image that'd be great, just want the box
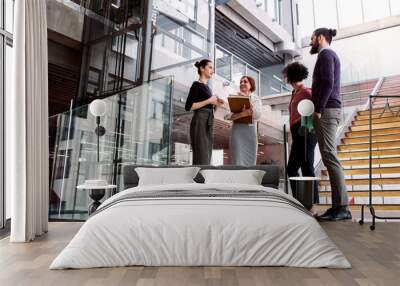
[190,108,214,165]
[287,121,319,204]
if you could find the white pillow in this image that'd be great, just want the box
[200,169,266,185]
[135,167,200,186]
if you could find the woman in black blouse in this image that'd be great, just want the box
[185,59,223,165]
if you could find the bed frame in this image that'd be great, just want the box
[123,165,281,190]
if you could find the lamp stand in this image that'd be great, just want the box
[96,116,100,162]
[304,117,308,163]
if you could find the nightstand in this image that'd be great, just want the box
[76,184,117,215]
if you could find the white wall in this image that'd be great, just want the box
[299,25,400,86]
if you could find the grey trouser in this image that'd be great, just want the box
[190,108,214,165]
[230,123,257,166]
[314,108,348,208]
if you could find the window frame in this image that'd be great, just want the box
[0,0,14,230]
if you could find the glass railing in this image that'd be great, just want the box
[339,63,375,129]
[48,76,173,220]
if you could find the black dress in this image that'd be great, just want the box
[185,81,214,165]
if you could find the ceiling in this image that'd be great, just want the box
[214,10,283,69]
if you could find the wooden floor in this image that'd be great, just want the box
[0,222,399,286]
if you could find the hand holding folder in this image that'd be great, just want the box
[227,95,252,124]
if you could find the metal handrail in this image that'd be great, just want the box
[359,94,400,230]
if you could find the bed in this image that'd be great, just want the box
[50,165,350,269]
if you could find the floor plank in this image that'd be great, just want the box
[0,222,399,286]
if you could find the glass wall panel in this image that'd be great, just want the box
[165,0,196,21]
[1,0,14,228]
[298,0,397,38]
[215,47,231,82]
[196,0,211,29]
[337,0,363,28]
[255,0,266,10]
[122,35,139,83]
[215,45,260,96]
[151,1,213,167]
[5,43,12,221]
[5,0,14,33]
[391,0,400,15]
[232,56,246,87]
[49,77,173,220]
[267,0,278,22]
[297,0,314,39]
[152,13,209,71]
[254,0,281,23]
[247,66,260,96]
[362,0,390,22]
[0,37,3,228]
[259,64,289,96]
[300,25,400,86]
[314,0,338,30]
[247,66,260,95]
[0,0,2,26]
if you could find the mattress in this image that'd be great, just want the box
[50,183,351,269]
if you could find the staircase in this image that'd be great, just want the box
[319,75,400,210]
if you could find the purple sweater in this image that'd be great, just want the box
[311,49,341,113]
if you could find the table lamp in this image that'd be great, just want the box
[297,99,315,161]
[89,99,107,162]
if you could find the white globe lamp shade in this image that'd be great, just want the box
[89,99,107,117]
[297,99,314,116]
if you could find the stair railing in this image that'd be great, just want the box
[359,93,400,230]
[362,77,384,111]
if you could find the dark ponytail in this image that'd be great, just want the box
[314,28,337,44]
[194,59,212,75]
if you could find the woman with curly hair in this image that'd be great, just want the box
[282,62,318,214]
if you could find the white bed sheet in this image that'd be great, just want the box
[50,183,351,269]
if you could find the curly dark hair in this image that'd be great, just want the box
[282,62,309,84]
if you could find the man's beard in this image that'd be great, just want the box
[310,43,319,55]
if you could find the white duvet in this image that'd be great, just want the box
[50,183,351,269]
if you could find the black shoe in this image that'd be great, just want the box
[317,207,337,221]
[318,206,352,221]
[330,207,352,221]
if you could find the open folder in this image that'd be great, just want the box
[227,95,252,124]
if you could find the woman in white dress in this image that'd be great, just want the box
[229,76,262,166]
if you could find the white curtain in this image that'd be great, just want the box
[7,0,49,242]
